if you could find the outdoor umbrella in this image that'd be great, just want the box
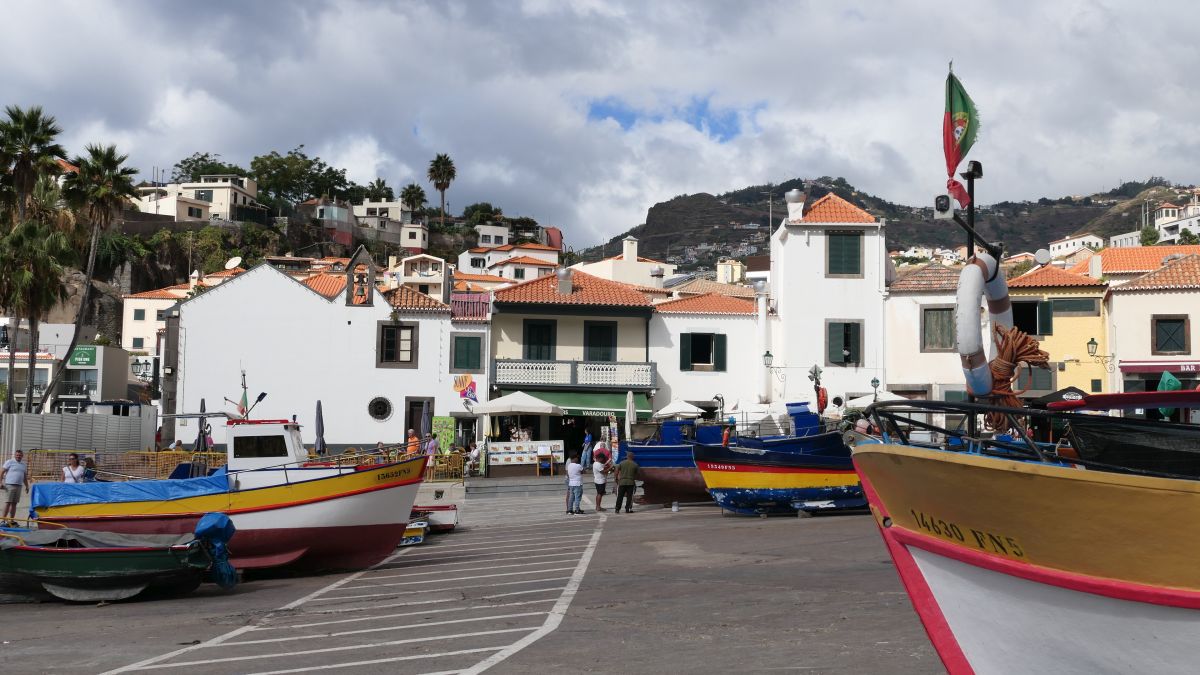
[469,391,564,415]
[314,400,327,456]
[193,398,207,453]
[845,390,904,409]
[653,399,704,419]
[624,390,636,442]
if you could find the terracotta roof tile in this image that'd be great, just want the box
[489,255,558,268]
[671,278,756,298]
[384,285,450,312]
[470,242,560,254]
[1113,254,1200,292]
[1008,265,1104,288]
[605,254,665,264]
[205,266,246,278]
[888,263,960,292]
[125,284,191,300]
[56,158,79,174]
[1069,245,1200,275]
[494,270,651,307]
[301,273,348,299]
[453,271,507,283]
[799,193,877,224]
[655,293,757,315]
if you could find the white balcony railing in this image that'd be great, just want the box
[492,359,656,390]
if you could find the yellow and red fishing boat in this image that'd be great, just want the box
[33,419,426,570]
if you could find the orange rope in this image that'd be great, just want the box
[985,324,1050,430]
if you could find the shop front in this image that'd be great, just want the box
[1119,360,1200,423]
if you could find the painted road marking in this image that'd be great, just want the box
[263,599,556,631]
[314,576,574,603]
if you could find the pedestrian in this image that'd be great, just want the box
[425,432,439,455]
[171,440,184,452]
[592,448,614,512]
[565,453,585,515]
[1,450,30,526]
[614,450,639,514]
[405,429,420,456]
[82,457,98,482]
[62,453,85,483]
[467,441,480,476]
[581,429,593,468]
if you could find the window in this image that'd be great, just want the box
[1152,315,1189,355]
[921,307,955,351]
[481,234,491,243]
[826,321,863,365]
[318,208,325,218]
[1091,379,1103,393]
[827,231,863,277]
[409,231,417,239]
[155,310,165,321]
[187,207,203,218]
[133,309,146,321]
[584,322,617,362]
[1016,366,1055,392]
[194,189,213,202]
[470,258,486,268]
[368,397,393,421]
[514,268,526,280]
[1051,298,1099,316]
[679,332,727,372]
[132,337,144,349]
[379,208,389,218]
[523,320,557,360]
[1012,300,1053,336]
[366,208,377,216]
[377,322,418,368]
[495,236,504,245]
[233,435,289,458]
[451,334,483,372]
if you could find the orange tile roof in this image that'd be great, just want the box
[384,285,450,312]
[301,273,347,299]
[889,263,960,292]
[453,271,507,283]
[206,266,246,278]
[125,284,190,300]
[671,278,757,298]
[1008,265,1104,288]
[605,254,665,264]
[1068,245,1200,275]
[469,242,560,254]
[1159,202,1182,209]
[56,158,79,174]
[494,270,651,307]
[655,293,756,315]
[489,255,558,268]
[1113,254,1200,292]
[800,193,877,224]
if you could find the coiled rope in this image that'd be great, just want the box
[985,324,1050,430]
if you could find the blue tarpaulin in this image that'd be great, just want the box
[31,469,230,514]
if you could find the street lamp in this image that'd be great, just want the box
[871,377,880,401]
[1086,337,1115,373]
[762,351,773,368]
[763,351,785,382]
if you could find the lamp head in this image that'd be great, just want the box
[762,351,774,368]
[1086,337,1098,357]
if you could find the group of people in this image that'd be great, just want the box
[564,433,639,515]
[0,451,97,526]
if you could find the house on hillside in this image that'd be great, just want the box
[1068,245,1200,286]
[884,263,974,404]
[387,254,450,302]
[570,237,677,288]
[297,197,357,246]
[1048,233,1102,257]
[489,255,558,282]
[134,174,268,224]
[457,242,559,272]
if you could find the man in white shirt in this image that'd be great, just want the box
[1,450,30,525]
[592,450,613,513]
[565,455,584,515]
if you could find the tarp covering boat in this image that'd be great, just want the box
[0,528,193,549]
[1068,415,1200,478]
[30,469,229,513]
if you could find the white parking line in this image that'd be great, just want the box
[245,648,501,675]
[361,556,581,581]
[419,531,594,546]
[399,534,593,555]
[263,599,556,631]
[367,549,584,572]
[340,566,577,590]
[227,611,548,646]
[314,576,574,603]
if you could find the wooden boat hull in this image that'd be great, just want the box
[853,443,1200,674]
[34,457,427,570]
[693,438,863,515]
[0,540,208,602]
[639,466,710,505]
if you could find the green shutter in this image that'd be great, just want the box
[1037,301,1054,335]
[848,322,862,364]
[456,336,481,370]
[827,323,843,364]
[713,334,727,371]
[679,333,693,371]
[828,232,862,275]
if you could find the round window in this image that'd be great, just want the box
[368,397,392,421]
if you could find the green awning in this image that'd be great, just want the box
[502,390,652,418]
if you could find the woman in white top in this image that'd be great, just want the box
[62,453,86,483]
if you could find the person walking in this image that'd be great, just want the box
[425,432,439,456]
[581,430,593,469]
[1,450,30,526]
[614,450,640,514]
[565,454,585,515]
[592,448,614,513]
[62,453,85,483]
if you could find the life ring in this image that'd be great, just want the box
[955,252,1012,396]
[816,386,829,413]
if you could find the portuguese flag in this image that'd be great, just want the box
[943,68,978,207]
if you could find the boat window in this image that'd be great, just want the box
[233,435,289,459]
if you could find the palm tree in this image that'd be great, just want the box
[0,105,65,224]
[400,183,427,224]
[426,154,456,230]
[365,177,393,202]
[39,144,137,412]
[1,220,69,409]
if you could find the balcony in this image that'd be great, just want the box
[492,359,656,390]
[59,382,96,397]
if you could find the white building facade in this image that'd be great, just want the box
[1048,233,1102,257]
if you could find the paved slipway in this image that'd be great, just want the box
[3,493,937,674]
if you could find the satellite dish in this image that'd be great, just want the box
[225,256,243,270]
[1034,249,1052,265]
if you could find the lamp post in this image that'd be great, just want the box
[762,351,785,383]
[1086,337,1115,373]
[871,377,880,402]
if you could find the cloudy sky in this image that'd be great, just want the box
[4,1,1195,246]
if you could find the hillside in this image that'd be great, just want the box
[580,177,1190,267]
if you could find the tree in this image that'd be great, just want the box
[400,183,427,221]
[250,146,350,213]
[170,152,246,183]
[1007,260,1035,279]
[1180,228,1200,245]
[0,105,65,224]
[1,219,69,409]
[1140,224,1160,246]
[427,153,456,230]
[365,178,394,202]
[41,144,138,412]
[462,202,502,226]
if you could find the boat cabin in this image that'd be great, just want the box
[225,419,308,472]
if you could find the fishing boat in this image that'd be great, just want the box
[692,430,864,515]
[411,504,458,533]
[400,521,429,546]
[856,392,1200,674]
[0,513,236,602]
[32,418,426,570]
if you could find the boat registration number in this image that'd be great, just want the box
[908,509,1026,560]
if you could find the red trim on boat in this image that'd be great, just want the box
[1047,389,1200,411]
[890,525,1200,610]
[857,469,974,675]
[696,462,854,474]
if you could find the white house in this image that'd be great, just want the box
[121,268,244,355]
[1048,233,1102,257]
[457,242,559,272]
[352,198,413,224]
[571,237,677,288]
[135,174,266,222]
[387,253,450,302]
[884,263,977,402]
[132,187,211,221]
[488,255,558,281]
[768,190,888,404]
[474,223,510,247]
[168,252,485,449]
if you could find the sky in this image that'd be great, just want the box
[4,0,1198,247]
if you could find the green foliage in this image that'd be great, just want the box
[1107,177,1172,199]
[63,144,139,232]
[400,183,427,218]
[427,153,456,230]
[95,231,150,278]
[1007,260,1036,278]
[1140,224,1160,246]
[0,105,66,225]
[365,178,393,201]
[170,152,247,183]
[463,202,502,225]
[1180,228,1199,245]
[250,145,350,213]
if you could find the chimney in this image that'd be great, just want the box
[188,269,200,290]
[387,255,398,270]
[785,188,806,222]
[1087,254,1102,279]
[622,236,638,261]
[650,265,665,288]
[556,268,573,295]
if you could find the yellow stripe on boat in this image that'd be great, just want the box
[697,469,857,490]
[37,458,426,519]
